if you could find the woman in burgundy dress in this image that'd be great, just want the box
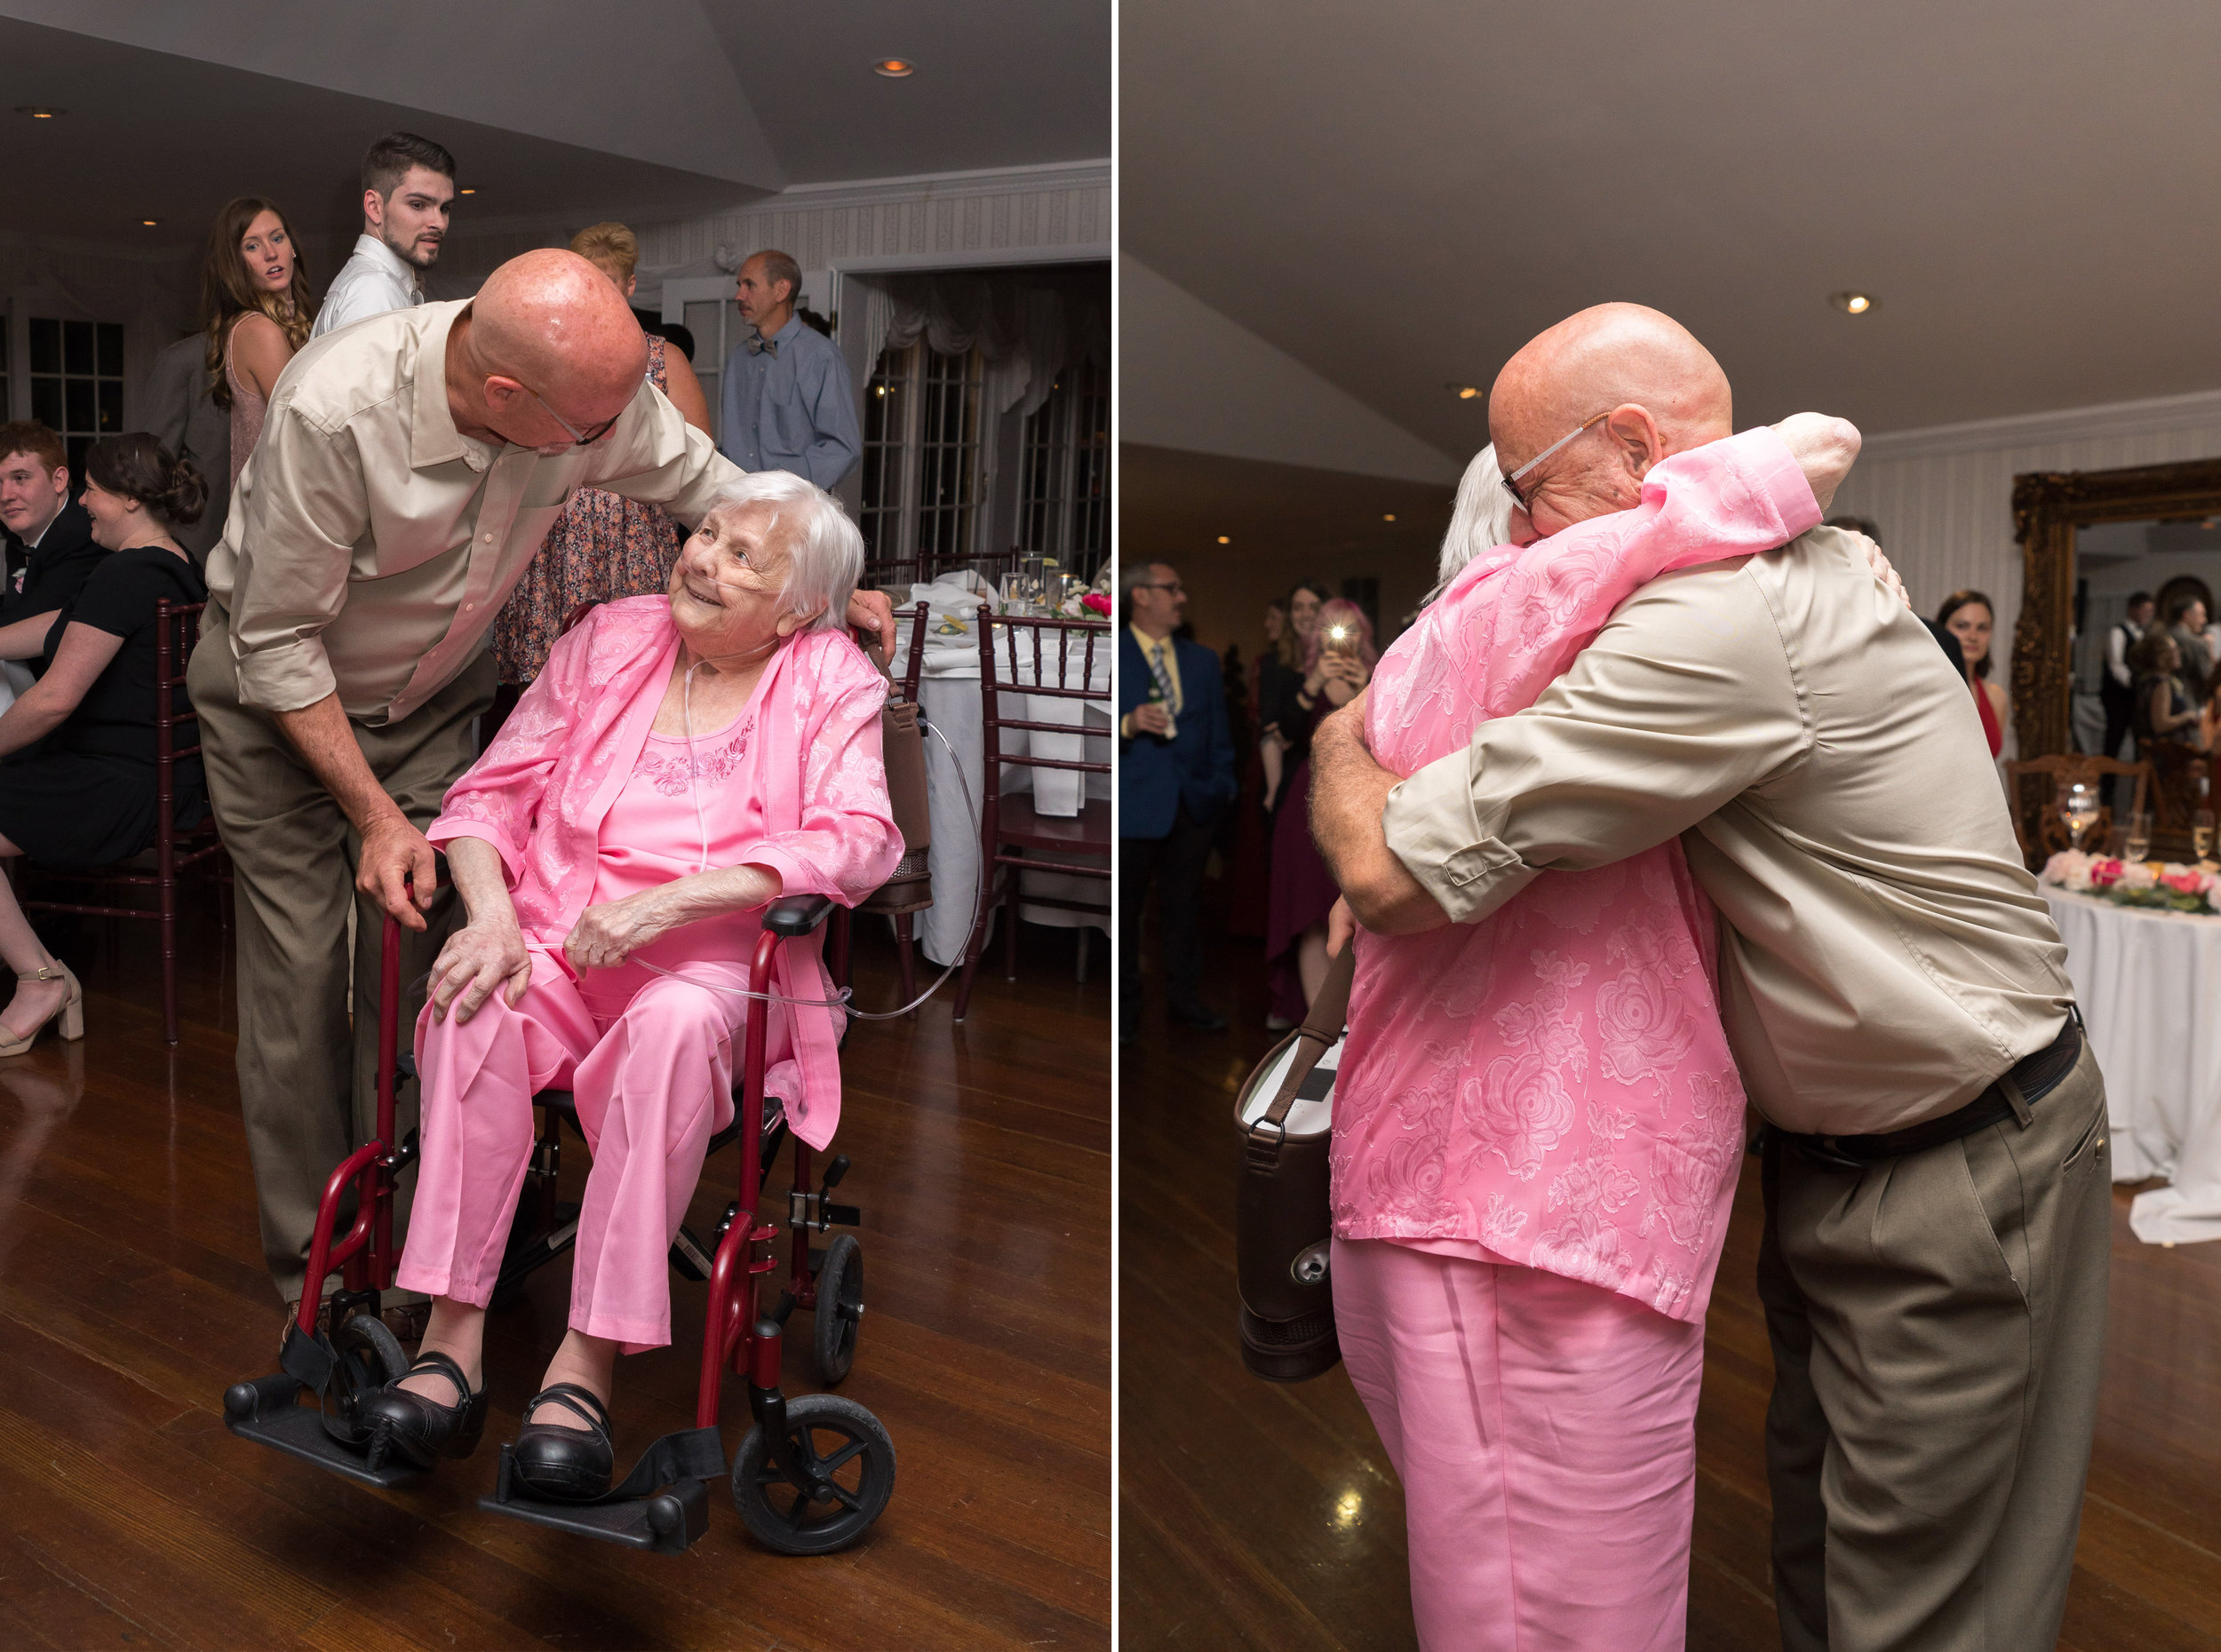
[492,222,713,686]
[1264,597,1375,1027]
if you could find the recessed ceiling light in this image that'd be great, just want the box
[140,218,158,226]
[459,187,475,195]
[1216,536,1230,544]
[1828,290,1877,314]
[873,58,916,77]
[1446,383,1480,400]
[1382,513,1397,522]
[17,107,64,119]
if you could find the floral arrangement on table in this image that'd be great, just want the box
[1059,564,1114,620]
[2042,849,2220,915]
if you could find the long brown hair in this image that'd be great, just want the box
[202,196,314,410]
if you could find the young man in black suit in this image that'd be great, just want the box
[1118,560,1238,1041]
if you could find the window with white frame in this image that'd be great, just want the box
[681,297,744,438]
[28,317,124,483]
[1017,355,1110,582]
[859,338,985,574]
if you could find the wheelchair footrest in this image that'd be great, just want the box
[220,1372,424,1489]
[476,1427,724,1554]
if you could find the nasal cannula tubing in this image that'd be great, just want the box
[415,650,993,1020]
[625,651,990,1020]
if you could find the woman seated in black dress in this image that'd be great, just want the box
[0,433,209,1056]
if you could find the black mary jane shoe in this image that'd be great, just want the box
[511,1382,617,1502]
[359,1350,488,1473]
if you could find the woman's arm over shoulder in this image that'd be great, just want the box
[230,311,295,401]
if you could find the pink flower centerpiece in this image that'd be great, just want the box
[2042,849,2217,914]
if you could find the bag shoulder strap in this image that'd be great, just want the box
[1244,941,1356,1168]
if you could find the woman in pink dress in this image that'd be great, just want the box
[1329,423,1856,1648]
[355,471,899,1497]
[492,222,715,686]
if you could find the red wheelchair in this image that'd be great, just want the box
[222,894,892,1556]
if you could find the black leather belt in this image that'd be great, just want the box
[1774,1011,2084,1171]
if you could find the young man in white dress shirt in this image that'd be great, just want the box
[311,131,458,339]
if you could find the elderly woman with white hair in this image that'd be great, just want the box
[357,470,901,1496]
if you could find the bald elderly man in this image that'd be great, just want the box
[1315,305,2104,1652]
[192,250,889,1336]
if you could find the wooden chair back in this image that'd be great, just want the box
[2002,752,2153,865]
[976,608,1113,787]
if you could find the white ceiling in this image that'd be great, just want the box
[0,2,1109,254]
[1122,0,2221,450]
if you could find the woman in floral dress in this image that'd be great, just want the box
[492,222,713,686]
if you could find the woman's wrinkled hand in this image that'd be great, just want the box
[564,891,673,973]
[1771,411,1862,512]
[428,918,532,1025]
[1843,532,1911,610]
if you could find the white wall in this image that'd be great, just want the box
[1120,254,1457,485]
[434,158,1111,308]
[1830,389,2221,623]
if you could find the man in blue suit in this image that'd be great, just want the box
[1119,560,1238,1041]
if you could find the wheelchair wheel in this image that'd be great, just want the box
[730,1394,896,1555]
[323,1312,407,1444]
[810,1234,864,1386]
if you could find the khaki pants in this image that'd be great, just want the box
[191,601,496,1305]
[1758,1041,2113,1651]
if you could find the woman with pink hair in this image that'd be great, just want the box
[1264,596,1378,1024]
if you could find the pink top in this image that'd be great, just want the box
[1331,428,1822,1322]
[224,314,271,490]
[429,599,902,1148]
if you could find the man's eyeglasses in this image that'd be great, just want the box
[527,386,623,449]
[1137,581,1185,594]
[1500,409,1612,512]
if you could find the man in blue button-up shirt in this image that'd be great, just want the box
[717,250,861,488]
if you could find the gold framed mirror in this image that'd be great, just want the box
[2017,457,2221,755]
[2013,457,2221,851]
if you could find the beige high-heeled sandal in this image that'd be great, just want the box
[0,962,83,1058]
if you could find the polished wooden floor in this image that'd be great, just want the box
[1120,932,2221,1651]
[0,900,1110,1650]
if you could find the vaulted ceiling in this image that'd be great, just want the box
[0,2,1110,253]
[1124,0,2221,450]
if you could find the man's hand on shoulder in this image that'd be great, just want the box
[1309,696,1452,937]
[1771,412,1861,513]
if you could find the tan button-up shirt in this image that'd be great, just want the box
[1381,526,2074,1137]
[208,298,737,723]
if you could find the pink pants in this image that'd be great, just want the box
[1332,1239,1708,1652]
[396,945,740,1351]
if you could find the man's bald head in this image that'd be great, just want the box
[466,249,647,436]
[1489,303,1732,537]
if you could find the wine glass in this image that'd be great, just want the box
[2197,807,2216,865]
[2124,811,2153,863]
[2063,782,2101,851]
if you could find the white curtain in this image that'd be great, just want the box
[852,270,1108,413]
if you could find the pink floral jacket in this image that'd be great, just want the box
[1332,428,1821,1321]
[427,597,902,1148]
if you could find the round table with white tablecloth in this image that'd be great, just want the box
[2043,886,2221,1243]
[893,581,1112,968]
